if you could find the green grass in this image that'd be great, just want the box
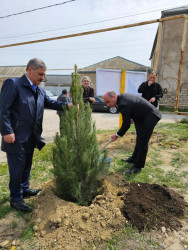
[179,118,188,124]
[0,162,8,175]
[159,107,188,113]
[110,147,187,190]
[157,123,188,141]
[171,152,188,168]
[0,201,11,219]
[97,223,160,249]
[30,142,54,182]
[21,223,35,241]
[0,163,10,218]
[96,129,117,134]
[0,143,54,218]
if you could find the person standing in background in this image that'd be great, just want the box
[81,76,95,104]
[57,89,69,134]
[138,72,163,108]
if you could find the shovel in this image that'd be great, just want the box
[99,138,113,151]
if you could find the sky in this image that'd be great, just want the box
[0,0,187,74]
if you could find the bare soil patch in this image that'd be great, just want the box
[30,175,128,249]
[121,183,186,231]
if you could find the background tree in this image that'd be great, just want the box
[53,65,107,205]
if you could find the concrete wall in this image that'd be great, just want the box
[152,18,188,108]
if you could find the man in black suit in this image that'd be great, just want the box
[57,89,69,135]
[103,91,161,174]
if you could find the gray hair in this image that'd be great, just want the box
[149,71,157,76]
[26,58,46,71]
[107,91,117,97]
[80,75,91,84]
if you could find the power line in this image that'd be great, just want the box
[0,8,158,38]
[0,19,158,49]
[0,14,186,49]
[0,2,185,40]
[0,0,75,19]
[0,25,155,41]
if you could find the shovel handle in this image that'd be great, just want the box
[99,138,113,151]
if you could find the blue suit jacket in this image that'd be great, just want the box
[0,74,67,153]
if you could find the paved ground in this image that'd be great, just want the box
[0,110,187,163]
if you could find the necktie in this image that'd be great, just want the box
[32,84,37,92]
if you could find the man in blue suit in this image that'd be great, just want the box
[0,58,72,212]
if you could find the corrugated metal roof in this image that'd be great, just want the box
[45,75,72,85]
[0,66,72,85]
[162,5,188,17]
[79,56,148,72]
[0,66,26,77]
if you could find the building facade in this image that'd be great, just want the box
[78,56,148,94]
[45,75,72,95]
[0,66,26,90]
[0,66,71,96]
[150,6,188,109]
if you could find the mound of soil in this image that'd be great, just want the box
[121,183,186,231]
[30,175,128,249]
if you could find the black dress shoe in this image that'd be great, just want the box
[121,156,135,163]
[124,166,141,175]
[23,189,42,198]
[10,200,31,212]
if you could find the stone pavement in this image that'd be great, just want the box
[0,110,187,163]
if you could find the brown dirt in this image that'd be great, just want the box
[19,176,186,250]
[121,183,186,231]
[30,175,128,249]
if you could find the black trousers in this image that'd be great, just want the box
[132,113,160,169]
[58,115,64,137]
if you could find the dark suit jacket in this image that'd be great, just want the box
[0,74,67,153]
[117,93,161,137]
[138,81,163,107]
[57,94,68,116]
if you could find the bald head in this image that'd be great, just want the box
[103,91,117,107]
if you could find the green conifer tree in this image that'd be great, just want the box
[53,65,107,206]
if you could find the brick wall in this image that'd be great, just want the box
[160,82,188,108]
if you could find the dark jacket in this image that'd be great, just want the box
[117,93,161,137]
[57,94,68,116]
[82,86,94,104]
[0,74,67,153]
[138,81,163,107]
